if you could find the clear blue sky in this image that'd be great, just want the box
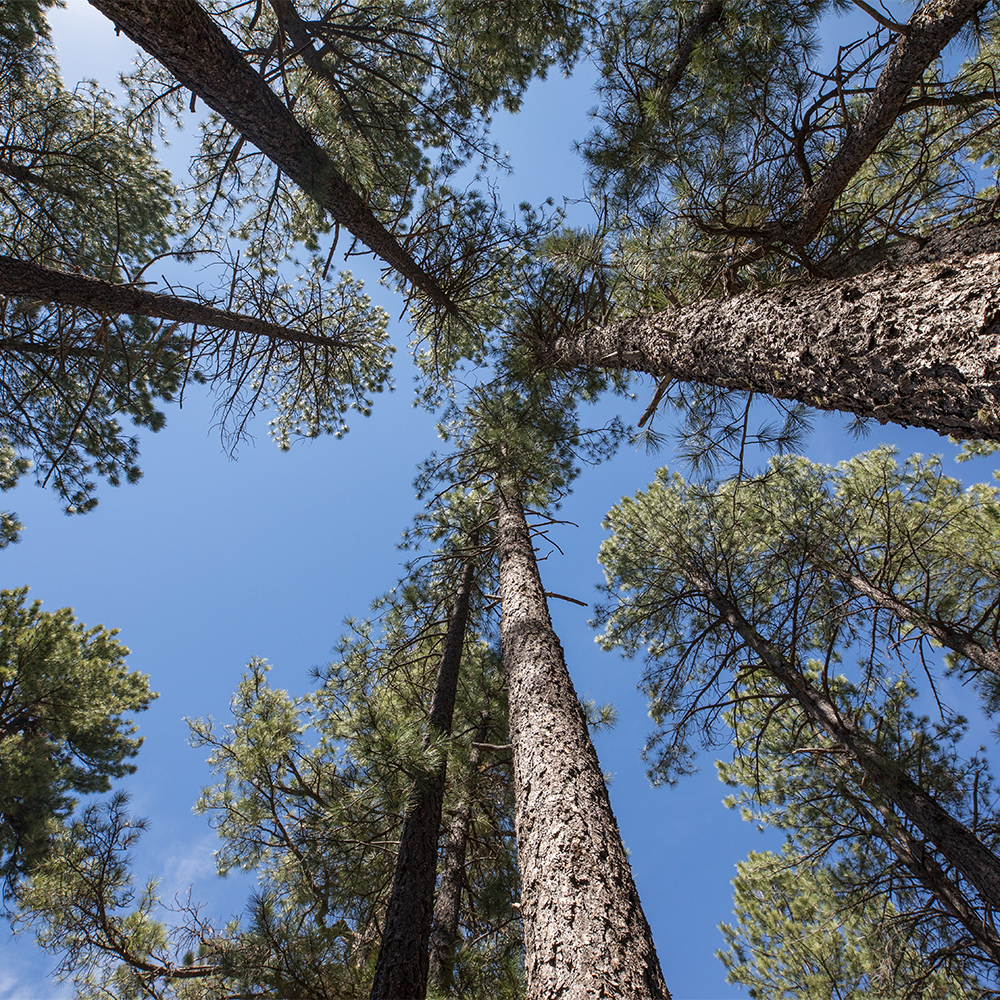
[3,4,996,998]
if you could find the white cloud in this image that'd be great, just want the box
[0,943,74,1000]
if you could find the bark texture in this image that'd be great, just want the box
[496,486,669,1000]
[545,233,1000,441]
[0,254,339,348]
[769,0,988,247]
[369,557,476,1000]
[87,0,451,310]
[428,709,490,995]
[689,568,1000,912]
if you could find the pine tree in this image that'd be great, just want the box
[14,569,520,998]
[1,0,592,512]
[416,341,667,997]
[597,446,1000,991]
[537,1,1000,445]
[0,587,154,906]
[720,847,989,999]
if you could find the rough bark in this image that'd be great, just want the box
[496,485,669,1000]
[768,0,988,248]
[87,0,452,310]
[0,253,343,349]
[688,567,1000,912]
[369,556,476,1000]
[427,708,490,995]
[545,229,1000,441]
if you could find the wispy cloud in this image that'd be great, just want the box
[0,946,74,1000]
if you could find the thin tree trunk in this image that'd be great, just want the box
[687,567,1000,911]
[0,254,343,349]
[428,708,490,995]
[856,794,1000,965]
[830,565,1000,681]
[652,1,724,105]
[87,0,452,311]
[369,555,476,1000]
[543,238,1000,442]
[767,0,988,248]
[495,485,669,1000]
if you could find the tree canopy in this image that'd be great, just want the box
[0,587,154,905]
[7,0,1000,998]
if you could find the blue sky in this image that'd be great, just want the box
[3,3,998,998]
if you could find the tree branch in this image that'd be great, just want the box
[87,0,454,311]
[0,253,347,348]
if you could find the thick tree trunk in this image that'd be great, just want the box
[427,708,490,995]
[369,556,476,1000]
[87,0,452,311]
[495,485,669,1000]
[544,226,1000,442]
[688,568,1000,912]
[0,254,340,349]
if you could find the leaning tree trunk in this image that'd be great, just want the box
[428,708,491,994]
[0,254,338,349]
[369,555,476,1000]
[543,225,1000,442]
[495,485,669,1000]
[87,0,452,311]
[688,567,1000,913]
[855,793,1000,966]
[828,565,1000,682]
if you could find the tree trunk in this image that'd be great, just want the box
[653,1,724,104]
[87,0,452,311]
[687,567,1000,912]
[427,708,490,995]
[830,565,1000,682]
[0,254,341,349]
[369,556,476,1000]
[543,224,1000,442]
[856,794,1000,966]
[766,0,988,248]
[495,485,669,1000]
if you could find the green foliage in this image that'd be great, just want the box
[720,847,987,999]
[597,446,1000,779]
[0,0,59,80]
[596,446,1000,988]
[0,587,154,902]
[15,791,236,1000]
[17,627,518,998]
[0,61,396,511]
[415,240,631,507]
[587,1,833,216]
[126,0,595,317]
[711,659,1000,992]
[183,619,518,997]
